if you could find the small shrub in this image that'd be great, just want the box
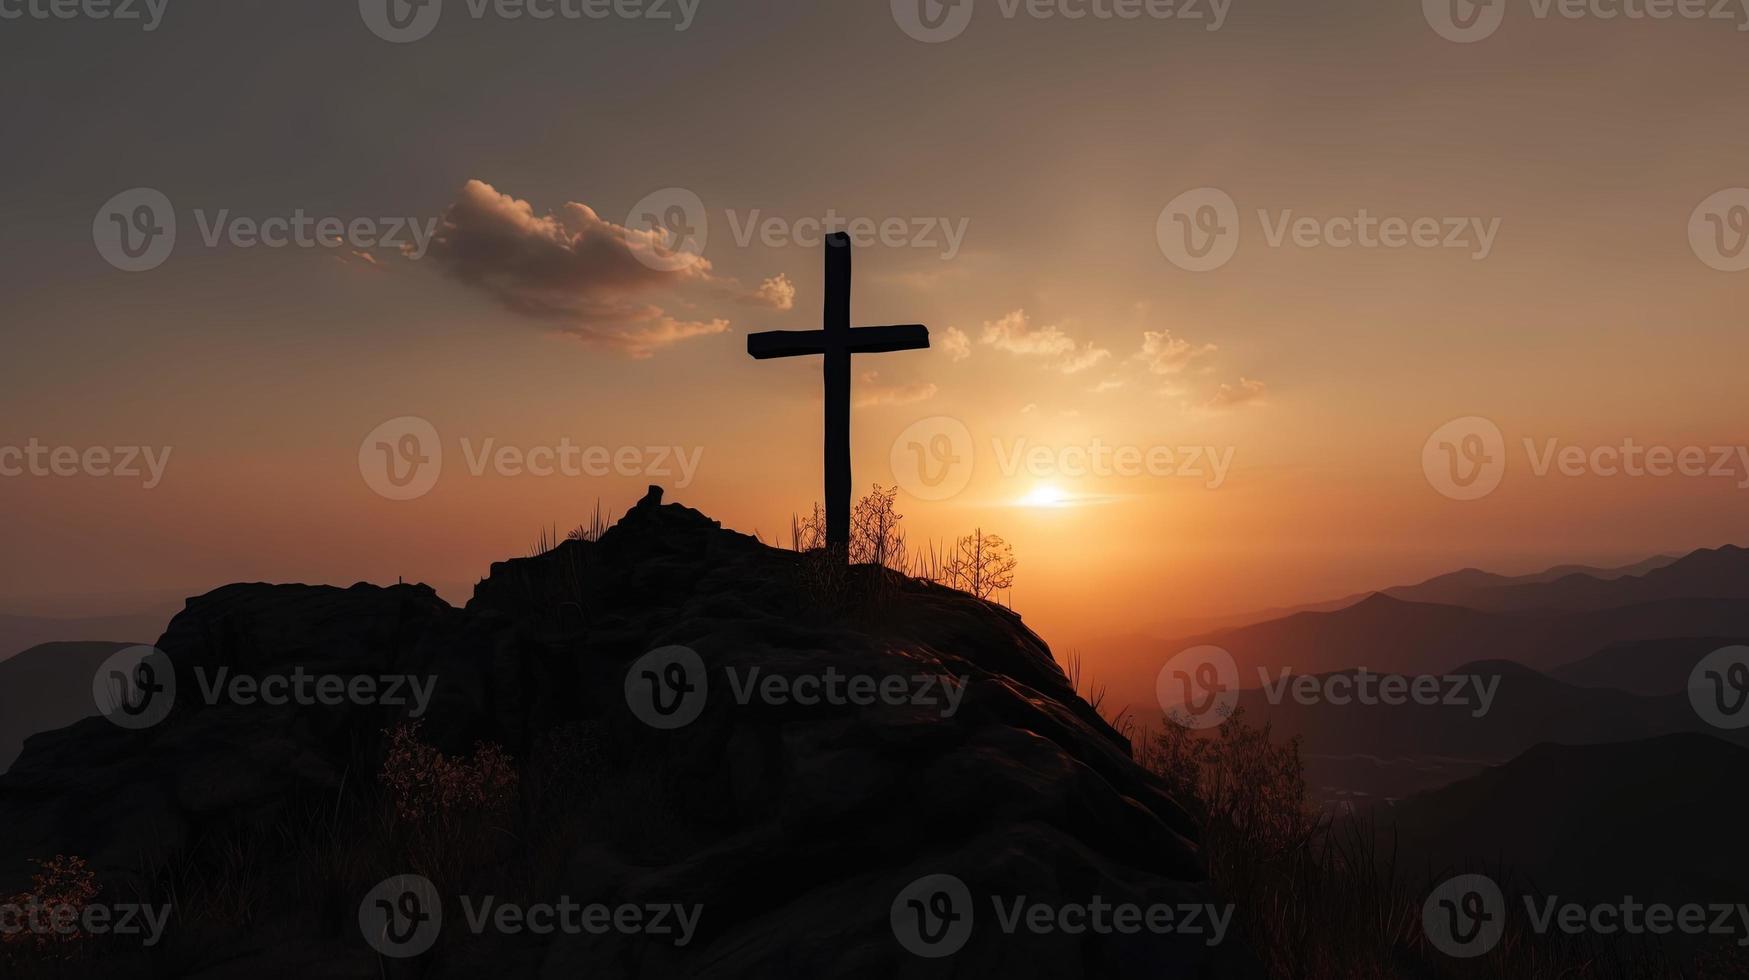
[2,855,101,956]
[379,721,519,823]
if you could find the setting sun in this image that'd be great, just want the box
[1017,484,1072,508]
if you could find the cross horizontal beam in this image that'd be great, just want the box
[747,324,929,360]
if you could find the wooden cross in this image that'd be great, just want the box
[748,232,929,556]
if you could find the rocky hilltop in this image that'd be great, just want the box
[0,489,1230,978]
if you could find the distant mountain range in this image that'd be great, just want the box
[0,607,172,664]
[1552,635,1749,695]
[1150,553,1681,634]
[0,641,129,772]
[1086,543,1749,803]
[1381,734,1749,906]
[1238,658,1748,801]
[1093,544,1749,691]
[1188,592,1749,679]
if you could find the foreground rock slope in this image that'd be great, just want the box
[0,490,1227,978]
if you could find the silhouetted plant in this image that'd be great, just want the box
[566,499,609,543]
[1064,649,1133,739]
[379,721,519,823]
[1,855,100,957]
[790,502,827,552]
[849,483,906,570]
[942,527,1017,600]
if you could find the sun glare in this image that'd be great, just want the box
[1017,484,1072,508]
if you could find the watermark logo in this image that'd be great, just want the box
[892,0,976,41]
[1427,0,1749,43]
[1423,416,1506,501]
[891,874,1232,957]
[359,417,704,501]
[1258,668,1501,717]
[891,416,976,501]
[93,645,177,730]
[722,667,969,717]
[625,645,708,729]
[723,208,970,260]
[360,417,443,501]
[626,187,709,273]
[1690,645,1749,730]
[1158,188,1239,272]
[1424,0,1505,41]
[994,438,1233,488]
[1425,873,1749,957]
[1160,189,1501,270]
[362,0,701,40]
[1424,874,1506,957]
[360,874,443,958]
[458,896,702,942]
[892,874,974,957]
[1424,418,1749,500]
[95,656,435,730]
[1690,189,1749,272]
[359,0,443,41]
[94,189,437,270]
[93,188,175,272]
[893,0,1229,43]
[1157,645,1240,730]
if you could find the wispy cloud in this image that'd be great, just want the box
[1134,329,1217,375]
[421,179,788,357]
[940,325,972,361]
[980,309,1109,374]
[1204,377,1268,410]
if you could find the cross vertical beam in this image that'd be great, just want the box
[823,235,852,553]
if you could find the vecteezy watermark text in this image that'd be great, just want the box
[1424,874,1749,958]
[0,440,171,488]
[359,875,701,958]
[622,646,971,730]
[887,416,1235,502]
[0,900,171,947]
[1424,0,1749,44]
[94,646,437,731]
[459,896,702,944]
[360,0,700,43]
[722,209,970,260]
[0,0,168,29]
[891,0,1231,44]
[1256,667,1501,718]
[359,416,704,501]
[93,188,437,272]
[1157,188,1501,272]
[1422,416,1749,501]
[890,873,1232,958]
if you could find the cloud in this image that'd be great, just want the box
[1057,345,1112,374]
[1089,378,1125,393]
[980,309,1110,374]
[1135,329,1217,375]
[1204,377,1268,410]
[941,325,971,361]
[755,274,796,311]
[422,179,786,357]
[854,371,937,408]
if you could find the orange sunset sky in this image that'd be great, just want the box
[2,0,1747,655]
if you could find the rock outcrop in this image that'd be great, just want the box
[0,491,1229,978]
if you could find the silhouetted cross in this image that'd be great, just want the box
[748,232,929,556]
